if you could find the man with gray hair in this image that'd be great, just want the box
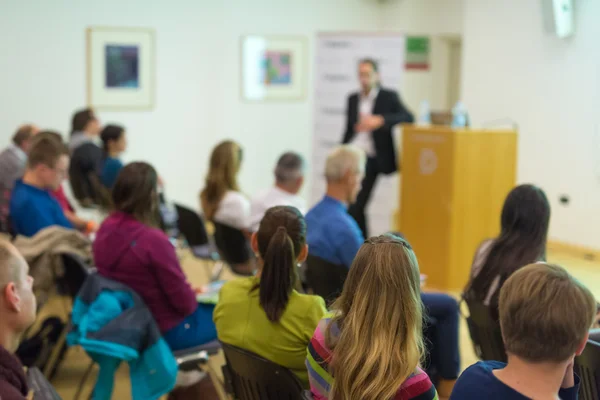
[0,124,39,191]
[249,152,306,232]
[305,145,365,268]
[0,124,39,233]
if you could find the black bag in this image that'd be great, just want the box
[16,317,67,378]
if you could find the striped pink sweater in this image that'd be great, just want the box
[305,316,438,400]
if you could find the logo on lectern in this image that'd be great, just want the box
[419,148,437,175]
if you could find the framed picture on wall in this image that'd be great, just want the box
[241,35,307,101]
[87,27,155,110]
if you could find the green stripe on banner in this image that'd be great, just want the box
[406,36,430,70]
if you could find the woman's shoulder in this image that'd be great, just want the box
[396,367,438,400]
[219,276,256,299]
[221,190,250,207]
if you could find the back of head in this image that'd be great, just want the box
[200,140,242,220]
[499,263,596,363]
[27,134,68,170]
[0,240,36,336]
[100,124,125,153]
[275,152,304,183]
[466,184,550,306]
[255,206,305,322]
[324,145,365,183]
[71,108,96,136]
[12,125,38,148]
[328,234,423,400]
[112,162,159,226]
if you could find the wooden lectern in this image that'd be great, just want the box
[399,125,518,291]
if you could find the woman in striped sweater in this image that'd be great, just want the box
[306,234,438,400]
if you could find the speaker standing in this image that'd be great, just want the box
[342,59,414,238]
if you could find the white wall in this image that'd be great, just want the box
[0,0,381,211]
[461,0,600,248]
[381,0,465,112]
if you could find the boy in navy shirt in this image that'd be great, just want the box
[10,133,72,237]
[451,263,596,400]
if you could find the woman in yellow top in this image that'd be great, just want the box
[214,205,326,387]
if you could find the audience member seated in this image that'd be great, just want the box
[0,125,39,191]
[34,131,97,234]
[306,145,365,268]
[306,235,438,400]
[10,134,72,237]
[307,146,460,392]
[99,124,127,189]
[201,140,249,231]
[68,108,102,206]
[0,125,39,233]
[249,152,307,232]
[0,240,37,399]
[451,263,596,400]
[463,184,550,318]
[215,205,326,387]
[94,162,217,351]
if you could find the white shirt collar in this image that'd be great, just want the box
[9,144,27,162]
[361,87,379,101]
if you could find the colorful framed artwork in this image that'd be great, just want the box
[241,35,307,101]
[87,27,155,110]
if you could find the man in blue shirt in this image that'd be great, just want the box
[450,263,595,400]
[305,145,365,268]
[10,134,72,237]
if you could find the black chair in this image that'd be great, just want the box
[575,338,600,400]
[464,299,507,362]
[301,390,314,400]
[304,254,348,306]
[221,342,304,400]
[174,203,219,261]
[213,222,254,277]
[42,253,94,379]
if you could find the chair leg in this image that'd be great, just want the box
[210,261,225,282]
[74,360,95,400]
[43,324,69,378]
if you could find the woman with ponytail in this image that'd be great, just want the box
[99,124,127,189]
[306,235,438,400]
[214,205,326,386]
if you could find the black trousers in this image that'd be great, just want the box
[348,157,380,239]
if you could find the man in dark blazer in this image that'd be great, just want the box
[342,58,414,238]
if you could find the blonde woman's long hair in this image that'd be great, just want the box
[200,140,242,220]
[326,234,425,400]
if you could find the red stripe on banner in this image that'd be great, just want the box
[405,63,429,70]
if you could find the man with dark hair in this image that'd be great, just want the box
[342,58,414,238]
[68,108,102,206]
[249,152,306,232]
[0,239,36,398]
[10,134,72,237]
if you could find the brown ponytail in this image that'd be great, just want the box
[254,206,305,323]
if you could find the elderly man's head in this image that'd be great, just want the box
[12,124,39,153]
[274,152,305,195]
[324,145,365,204]
[0,240,36,350]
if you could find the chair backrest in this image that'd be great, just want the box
[304,254,348,306]
[174,203,209,246]
[221,342,304,400]
[465,299,507,362]
[575,339,600,400]
[60,253,92,299]
[213,222,251,265]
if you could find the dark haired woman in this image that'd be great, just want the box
[99,124,127,189]
[464,184,550,316]
[214,206,326,387]
[93,162,217,350]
